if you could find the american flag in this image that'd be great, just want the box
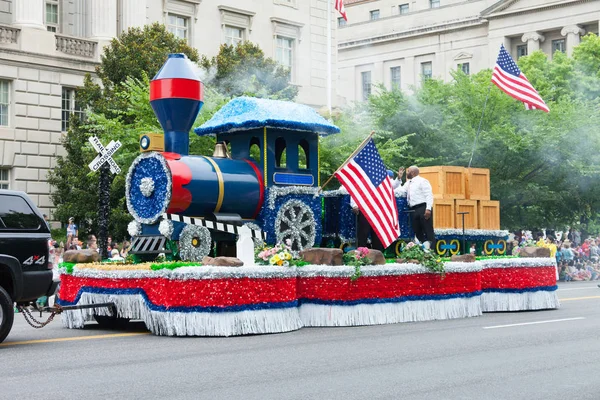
[335,0,347,21]
[491,45,549,112]
[335,139,399,248]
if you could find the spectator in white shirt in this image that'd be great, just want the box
[395,166,435,248]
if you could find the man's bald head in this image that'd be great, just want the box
[407,166,419,179]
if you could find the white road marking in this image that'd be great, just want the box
[483,317,585,330]
[557,286,600,291]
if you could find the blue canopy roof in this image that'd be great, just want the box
[194,97,340,136]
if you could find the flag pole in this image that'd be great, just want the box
[468,83,492,168]
[319,130,376,191]
[327,0,332,117]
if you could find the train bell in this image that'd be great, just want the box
[213,142,231,158]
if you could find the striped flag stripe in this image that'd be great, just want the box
[337,170,396,245]
[493,66,543,100]
[492,66,549,111]
[347,162,397,230]
[337,166,396,241]
[336,166,397,244]
[337,170,395,245]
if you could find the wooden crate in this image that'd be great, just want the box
[478,200,500,230]
[419,166,466,200]
[455,199,478,230]
[465,168,490,200]
[433,200,455,229]
[419,167,444,200]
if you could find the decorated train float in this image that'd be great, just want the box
[57,54,559,336]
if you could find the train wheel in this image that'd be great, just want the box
[449,240,460,255]
[276,200,316,251]
[496,240,507,255]
[483,240,494,256]
[179,225,211,262]
[436,240,447,256]
[395,240,406,257]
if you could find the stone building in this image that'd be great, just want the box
[0,0,336,221]
[337,0,600,103]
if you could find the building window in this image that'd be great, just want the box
[338,17,346,27]
[458,62,470,75]
[390,66,401,88]
[399,4,409,14]
[370,10,380,20]
[421,62,432,80]
[430,0,440,8]
[275,36,294,78]
[167,14,189,41]
[0,169,8,190]
[61,88,84,132]
[552,39,566,54]
[224,26,244,46]
[361,71,371,101]
[517,45,528,59]
[45,0,59,32]
[0,80,9,127]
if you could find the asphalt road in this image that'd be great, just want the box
[3,282,600,400]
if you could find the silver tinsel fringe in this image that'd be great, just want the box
[299,297,482,327]
[61,293,303,336]
[481,291,560,312]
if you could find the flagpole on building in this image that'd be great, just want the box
[468,83,492,168]
[320,130,376,191]
[327,0,332,117]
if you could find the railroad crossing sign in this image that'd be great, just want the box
[88,136,121,174]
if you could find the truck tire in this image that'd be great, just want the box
[94,305,130,330]
[0,286,14,343]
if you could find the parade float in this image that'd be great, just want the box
[57,54,559,337]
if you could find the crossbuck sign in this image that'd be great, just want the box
[88,136,122,174]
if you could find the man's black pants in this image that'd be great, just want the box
[357,211,384,251]
[410,203,436,246]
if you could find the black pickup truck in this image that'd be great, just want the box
[0,190,58,343]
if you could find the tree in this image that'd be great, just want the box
[200,41,298,100]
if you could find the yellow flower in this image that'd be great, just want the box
[436,259,441,262]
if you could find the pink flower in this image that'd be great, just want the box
[406,242,415,249]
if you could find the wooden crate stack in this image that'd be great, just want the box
[419,166,500,230]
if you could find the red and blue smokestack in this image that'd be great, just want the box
[150,53,204,156]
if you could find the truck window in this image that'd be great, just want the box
[0,195,42,230]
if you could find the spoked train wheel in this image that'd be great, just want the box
[179,225,211,262]
[275,200,316,251]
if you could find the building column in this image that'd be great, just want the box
[121,0,147,32]
[90,0,118,41]
[561,25,585,57]
[521,32,545,55]
[14,0,45,30]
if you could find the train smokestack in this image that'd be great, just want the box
[150,53,204,155]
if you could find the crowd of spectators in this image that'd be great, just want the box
[508,229,600,282]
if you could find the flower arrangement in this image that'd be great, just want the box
[256,239,305,267]
[398,242,445,275]
[343,247,373,281]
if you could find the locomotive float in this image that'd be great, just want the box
[125,53,508,261]
[56,54,558,337]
